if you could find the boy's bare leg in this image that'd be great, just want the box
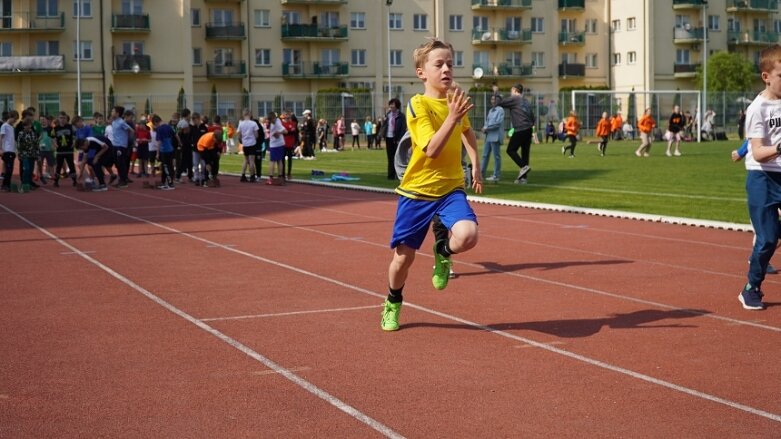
[448,220,479,253]
[388,244,416,290]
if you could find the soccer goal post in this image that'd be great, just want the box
[570,89,702,143]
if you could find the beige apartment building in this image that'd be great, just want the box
[0,0,776,119]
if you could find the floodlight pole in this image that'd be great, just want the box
[76,0,81,116]
[702,0,708,128]
[386,0,393,102]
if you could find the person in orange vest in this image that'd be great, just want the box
[196,126,224,187]
[611,111,623,140]
[595,111,611,156]
[561,110,581,158]
[635,107,656,157]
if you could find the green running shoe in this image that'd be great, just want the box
[432,240,452,290]
[381,299,402,331]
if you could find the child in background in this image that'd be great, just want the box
[135,121,151,177]
[16,118,39,191]
[148,120,159,178]
[266,111,287,185]
[381,38,482,331]
[76,135,111,192]
[152,114,175,190]
[635,108,656,157]
[596,112,611,156]
[37,115,55,184]
[562,110,581,158]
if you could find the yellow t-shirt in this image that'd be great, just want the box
[396,94,471,200]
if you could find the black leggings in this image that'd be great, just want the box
[506,128,532,169]
[54,153,76,180]
[563,134,577,155]
[160,151,174,186]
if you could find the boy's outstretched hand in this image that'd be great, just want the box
[471,167,483,194]
[446,85,474,123]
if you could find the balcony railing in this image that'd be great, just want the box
[281,24,348,40]
[206,61,247,78]
[558,31,586,45]
[727,0,779,13]
[673,63,700,77]
[0,55,64,73]
[673,26,706,43]
[471,28,532,44]
[672,0,707,8]
[282,62,349,79]
[558,0,585,10]
[111,14,150,32]
[114,54,151,73]
[0,12,64,32]
[205,22,246,39]
[470,0,533,10]
[280,0,347,4]
[473,63,534,77]
[728,30,779,45]
[558,63,585,78]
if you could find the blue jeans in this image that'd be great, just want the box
[21,157,35,185]
[746,170,781,288]
[481,141,501,178]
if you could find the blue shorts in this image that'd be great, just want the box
[269,147,284,162]
[390,189,477,250]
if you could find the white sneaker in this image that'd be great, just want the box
[485,175,499,182]
[517,165,530,180]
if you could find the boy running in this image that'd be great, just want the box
[381,38,482,331]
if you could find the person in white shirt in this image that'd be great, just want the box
[350,119,361,149]
[237,108,260,182]
[266,111,287,185]
[1,110,19,191]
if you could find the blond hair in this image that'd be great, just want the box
[759,45,781,74]
[412,38,454,69]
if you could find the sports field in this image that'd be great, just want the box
[220,138,748,224]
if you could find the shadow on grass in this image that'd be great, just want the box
[401,308,713,338]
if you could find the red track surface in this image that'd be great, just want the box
[1,176,779,438]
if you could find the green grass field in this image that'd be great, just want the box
[219,137,749,224]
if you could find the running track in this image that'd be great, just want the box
[0,177,779,438]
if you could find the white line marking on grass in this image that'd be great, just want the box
[0,202,406,439]
[521,183,747,203]
[36,192,781,424]
[202,305,379,322]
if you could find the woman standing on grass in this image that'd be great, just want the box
[635,108,656,157]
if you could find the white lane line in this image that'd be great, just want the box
[61,250,95,255]
[0,202,405,439]
[202,305,379,322]
[39,191,781,424]
[254,366,311,376]
[520,183,746,202]
[125,189,781,334]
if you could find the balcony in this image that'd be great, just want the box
[558,63,585,78]
[471,0,532,10]
[473,63,534,78]
[727,0,779,13]
[559,31,586,45]
[111,14,150,32]
[673,26,706,43]
[113,54,151,74]
[282,61,348,79]
[280,0,347,4]
[206,61,247,78]
[205,22,246,39]
[558,0,585,10]
[728,30,779,45]
[0,55,64,74]
[672,0,707,9]
[471,28,532,45]
[0,12,64,32]
[281,24,347,41]
[673,63,700,78]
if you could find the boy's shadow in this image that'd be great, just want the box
[454,259,632,278]
[403,309,712,338]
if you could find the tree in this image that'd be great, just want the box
[210,84,217,119]
[176,87,185,113]
[695,51,755,92]
[107,85,115,111]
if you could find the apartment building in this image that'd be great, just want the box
[0,0,776,118]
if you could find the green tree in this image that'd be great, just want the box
[696,51,755,92]
[107,85,115,111]
[176,87,185,112]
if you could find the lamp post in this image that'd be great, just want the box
[386,0,393,102]
[702,0,708,127]
[76,0,81,116]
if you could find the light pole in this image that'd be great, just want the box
[76,0,81,116]
[386,0,393,102]
[702,0,708,125]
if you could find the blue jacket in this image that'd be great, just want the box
[483,105,505,144]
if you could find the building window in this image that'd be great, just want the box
[708,15,720,31]
[627,17,636,30]
[351,49,366,66]
[775,19,781,34]
[585,19,597,34]
[255,49,270,66]
[449,15,463,31]
[473,16,488,32]
[73,0,91,17]
[413,14,427,31]
[628,51,637,64]
[0,42,11,57]
[321,48,340,66]
[611,19,621,31]
[321,12,339,28]
[454,50,463,67]
[532,51,544,68]
[0,94,15,113]
[612,52,621,65]
[36,40,59,56]
[257,101,273,117]
[193,48,202,65]
[37,93,60,116]
[80,92,93,117]
[121,0,142,15]
[507,51,522,66]
[37,0,58,17]
[473,50,489,68]
[73,40,92,60]
[390,49,402,67]
[389,13,402,30]
[121,41,144,55]
[585,53,597,68]
[506,16,521,32]
[350,12,365,29]
[254,9,270,27]
[676,49,690,65]
[530,17,544,33]
[282,11,300,25]
[191,9,200,27]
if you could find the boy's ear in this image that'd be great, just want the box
[762,71,770,85]
[415,67,426,80]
